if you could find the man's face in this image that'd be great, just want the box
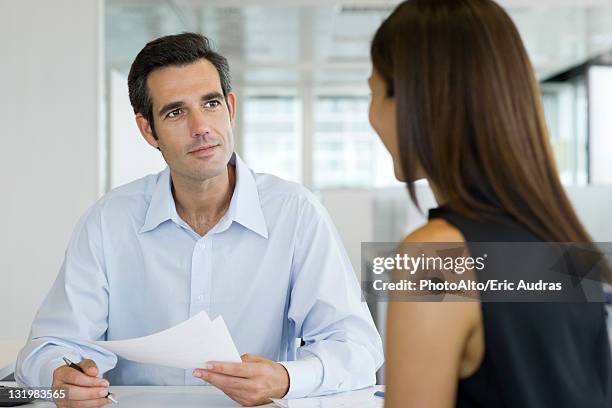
[136,59,236,183]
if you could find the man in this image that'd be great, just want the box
[15,33,383,407]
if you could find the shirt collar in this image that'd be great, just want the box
[224,153,269,238]
[139,166,180,234]
[139,153,268,239]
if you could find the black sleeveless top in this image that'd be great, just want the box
[428,206,612,408]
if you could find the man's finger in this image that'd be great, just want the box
[77,359,99,377]
[59,367,109,388]
[64,384,111,401]
[202,362,260,378]
[241,353,265,363]
[196,370,252,391]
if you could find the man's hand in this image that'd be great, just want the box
[193,353,290,406]
[51,359,114,408]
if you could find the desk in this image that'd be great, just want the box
[0,341,23,380]
[0,384,384,407]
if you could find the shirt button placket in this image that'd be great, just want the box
[186,238,207,385]
[202,238,212,314]
[190,239,206,314]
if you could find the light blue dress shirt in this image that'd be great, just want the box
[15,154,383,398]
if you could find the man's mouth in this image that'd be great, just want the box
[189,144,219,157]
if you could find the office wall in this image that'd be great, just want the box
[0,0,102,340]
[109,69,166,188]
[318,190,374,281]
[566,185,612,241]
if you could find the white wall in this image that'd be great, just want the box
[318,189,374,280]
[319,184,436,278]
[109,69,166,188]
[0,0,102,341]
[566,185,612,241]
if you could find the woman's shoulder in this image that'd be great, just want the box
[403,218,466,243]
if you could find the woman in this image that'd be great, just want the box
[368,0,612,406]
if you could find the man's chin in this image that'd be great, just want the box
[190,160,231,182]
[170,152,232,182]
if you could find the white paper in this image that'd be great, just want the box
[271,387,384,408]
[91,311,241,369]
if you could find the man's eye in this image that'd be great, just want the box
[204,100,220,109]
[167,109,183,118]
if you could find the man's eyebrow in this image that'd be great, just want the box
[201,92,224,102]
[158,101,184,117]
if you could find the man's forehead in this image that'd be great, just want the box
[147,59,223,104]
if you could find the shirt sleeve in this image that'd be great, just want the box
[15,205,117,388]
[279,194,384,398]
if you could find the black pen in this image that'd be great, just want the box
[62,357,118,404]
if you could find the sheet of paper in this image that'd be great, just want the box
[92,311,241,369]
[271,387,384,408]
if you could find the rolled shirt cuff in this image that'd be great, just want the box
[278,354,324,399]
[39,352,80,388]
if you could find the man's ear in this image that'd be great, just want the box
[226,92,237,128]
[135,113,159,149]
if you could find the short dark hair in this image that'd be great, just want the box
[127,32,231,138]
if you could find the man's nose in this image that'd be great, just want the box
[189,109,210,138]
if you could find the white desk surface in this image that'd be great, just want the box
[0,384,384,407]
[0,340,23,380]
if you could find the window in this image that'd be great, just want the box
[541,80,588,185]
[588,65,612,184]
[240,96,302,183]
[313,96,399,189]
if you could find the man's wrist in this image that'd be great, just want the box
[274,362,290,398]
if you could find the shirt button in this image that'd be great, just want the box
[197,294,204,302]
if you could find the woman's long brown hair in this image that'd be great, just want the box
[371,0,593,244]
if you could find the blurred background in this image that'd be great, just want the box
[1,0,611,380]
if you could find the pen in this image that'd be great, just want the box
[62,357,118,404]
[374,390,385,398]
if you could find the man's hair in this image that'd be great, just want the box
[127,32,231,138]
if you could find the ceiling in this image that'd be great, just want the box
[105,0,612,87]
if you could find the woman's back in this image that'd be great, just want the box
[429,206,612,407]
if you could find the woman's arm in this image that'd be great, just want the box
[384,220,482,408]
